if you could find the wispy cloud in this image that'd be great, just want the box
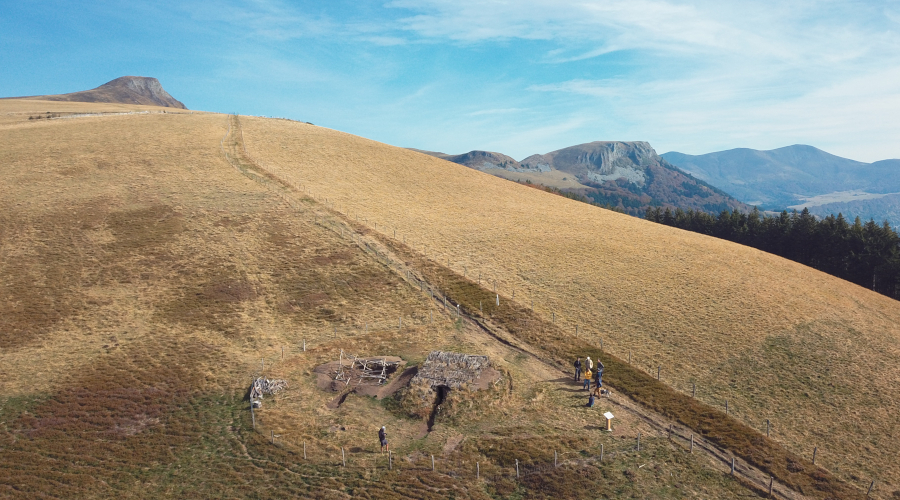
[466,108,525,117]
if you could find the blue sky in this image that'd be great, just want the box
[3,0,900,161]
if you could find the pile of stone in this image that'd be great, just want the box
[249,377,288,400]
[412,351,491,389]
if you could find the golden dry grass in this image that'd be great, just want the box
[0,100,761,498]
[242,115,900,494]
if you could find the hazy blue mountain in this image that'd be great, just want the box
[662,145,900,207]
[662,145,900,227]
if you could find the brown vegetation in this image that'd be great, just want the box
[1,100,764,498]
[241,115,900,494]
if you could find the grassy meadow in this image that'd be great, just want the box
[0,100,764,498]
[242,115,900,496]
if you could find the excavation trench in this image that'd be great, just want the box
[426,385,450,432]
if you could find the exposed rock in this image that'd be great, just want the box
[6,76,187,109]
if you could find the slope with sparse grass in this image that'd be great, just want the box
[241,115,900,497]
[1,100,766,499]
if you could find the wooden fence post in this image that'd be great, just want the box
[304,442,307,459]
[431,455,435,472]
[516,459,519,478]
[637,432,641,451]
[766,419,770,437]
[600,444,604,462]
[690,434,693,453]
[342,447,346,467]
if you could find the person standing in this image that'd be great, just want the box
[573,357,582,382]
[583,367,593,390]
[379,426,389,454]
[596,359,605,388]
[585,356,593,373]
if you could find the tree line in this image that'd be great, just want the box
[645,206,900,301]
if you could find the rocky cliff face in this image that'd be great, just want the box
[414,140,749,217]
[7,76,187,109]
[528,141,659,187]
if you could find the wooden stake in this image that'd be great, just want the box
[867,480,875,497]
[690,434,693,453]
[657,365,660,380]
[725,400,728,414]
[554,450,558,467]
[304,442,307,459]
[516,459,519,478]
[281,346,284,360]
[637,432,641,451]
[600,444,604,461]
[251,406,255,429]
[431,454,435,472]
[768,476,773,497]
[692,382,696,398]
[477,461,479,479]
[812,446,817,465]
[303,339,306,351]
[766,419,770,437]
[342,447,346,467]
[389,450,392,470]
[731,457,735,475]
[271,430,274,444]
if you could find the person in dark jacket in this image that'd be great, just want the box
[596,360,605,387]
[379,426,389,454]
[574,357,582,381]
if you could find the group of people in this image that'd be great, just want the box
[573,356,605,407]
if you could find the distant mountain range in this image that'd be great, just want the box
[412,142,749,217]
[3,76,187,109]
[663,145,900,226]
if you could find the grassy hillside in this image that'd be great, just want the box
[0,100,763,498]
[242,115,900,495]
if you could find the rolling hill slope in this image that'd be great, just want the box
[0,100,770,499]
[244,116,900,495]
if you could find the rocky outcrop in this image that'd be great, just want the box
[7,76,187,109]
[530,141,660,187]
[414,140,749,217]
